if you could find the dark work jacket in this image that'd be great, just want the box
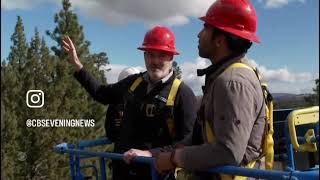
[104,103,124,142]
[74,69,197,180]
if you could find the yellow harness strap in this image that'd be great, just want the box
[227,63,253,72]
[166,79,182,106]
[220,161,256,180]
[166,79,182,139]
[129,76,143,92]
[264,99,274,170]
[205,120,215,143]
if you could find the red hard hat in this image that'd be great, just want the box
[200,0,260,43]
[138,26,179,55]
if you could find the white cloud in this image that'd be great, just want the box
[2,0,310,22]
[243,58,316,94]
[3,0,308,24]
[180,57,210,95]
[179,57,316,95]
[2,0,40,10]
[2,0,213,26]
[1,0,57,10]
[68,0,213,26]
[246,59,313,83]
[100,58,317,95]
[259,0,306,9]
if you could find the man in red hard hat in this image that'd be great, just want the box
[155,0,268,179]
[63,26,197,180]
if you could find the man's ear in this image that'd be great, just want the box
[215,34,226,48]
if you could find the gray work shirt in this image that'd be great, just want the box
[179,55,266,171]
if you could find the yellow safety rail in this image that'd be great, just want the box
[288,106,319,152]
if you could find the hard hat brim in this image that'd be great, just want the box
[138,45,180,55]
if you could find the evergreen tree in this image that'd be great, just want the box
[1,62,19,180]
[8,16,28,73]
[305,78,319,106]
[46,0,108,135]
[18,28,60,179]
[45,0,109,178]
[1,1,110,178]
[173,61,182,79]
[5,16,28,120]
[1,16,30,179]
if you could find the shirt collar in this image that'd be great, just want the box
[143,69,173,84]
[143,69,174,93]
[197,53,246,93]
[197,53,245,77]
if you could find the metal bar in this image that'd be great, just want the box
[206,166,298,180]
[57,147,319,180]
[285,117,296,170]
[68,151,76,180]
[75,151,83,180]
[292,170,319,180]
[78,138,113,149]
[99,157,107,180]
[60,149,155,165]
[150,164,159,180]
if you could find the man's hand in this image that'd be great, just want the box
[155,152,176,173]
[62,36,83,72]
[123,149,152,164]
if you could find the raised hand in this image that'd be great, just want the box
[62,36,83,72]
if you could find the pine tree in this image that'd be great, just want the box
[46,0,108,133]
[45,0,109,178]
[305,78,319,106]
[2,1,110,178]
[173,61,182,79]
[1,62,19,180]
[17,28,59,179]
[8,16,28,73]
[1,16,30,179]
[6,16,28,119]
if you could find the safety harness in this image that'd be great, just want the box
[129,76,182,139]
[204,62,274,180]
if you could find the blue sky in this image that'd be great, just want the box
[1,0,319,95]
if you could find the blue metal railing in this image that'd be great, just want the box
[54,137,319,180]
[206,165,319,180]
[54,108,319,180]
[55,141,159,180]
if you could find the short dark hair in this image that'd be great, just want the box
[212,28,252,55]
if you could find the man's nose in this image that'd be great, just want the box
[150,56,161,63]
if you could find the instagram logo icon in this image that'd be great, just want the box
[26,90,44,108]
